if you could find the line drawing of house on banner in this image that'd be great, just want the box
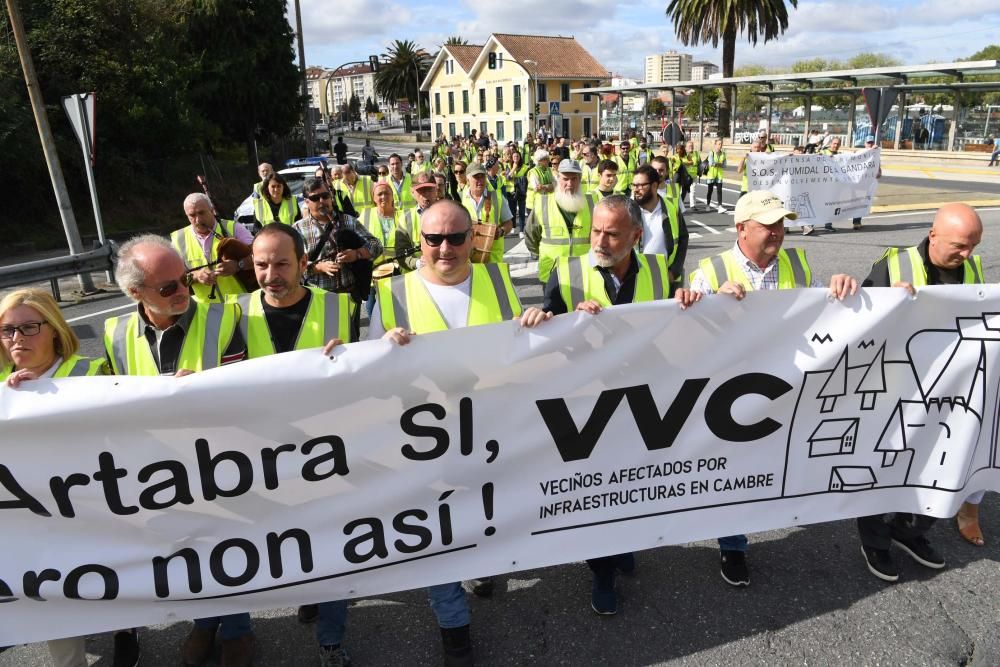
[781,312,1000,497]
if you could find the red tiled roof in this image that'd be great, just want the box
[446,44,484,73]
[492,33,609,79]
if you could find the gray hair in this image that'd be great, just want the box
[594,195,643,229]
[183,192,212,211]
[115,234,179,301]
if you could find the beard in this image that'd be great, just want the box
[555,189,586,213]
[593,246,630,268]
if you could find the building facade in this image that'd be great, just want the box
[422,33,608,142]
[644,51,693,84]
[691,61,719,81]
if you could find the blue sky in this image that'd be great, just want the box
[295,0,1000,79]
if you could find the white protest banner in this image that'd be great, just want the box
[748,148,880,225]
[3,286,1000,644]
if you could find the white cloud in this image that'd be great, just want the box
[296,0,411,46]
[457,0,611,35]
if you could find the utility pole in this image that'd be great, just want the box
[5,0,96,293]
[293,0,314,155]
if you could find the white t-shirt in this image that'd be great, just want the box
[640,199,666,254]
[368,273,472,339]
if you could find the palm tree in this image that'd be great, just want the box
[444,36,469,46]
[666,0,797,137]
[374,39,432,118]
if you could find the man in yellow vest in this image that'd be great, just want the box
[526,149,554,215]
[856,202,983,583]
[462,162,513,263]
[386,153,417,209]
[613,141,635,195]
[525,159,595,283]
[521,195,670,615]
[410,149,432,176]
[252,162,274,198]
[172,193,253,303]
[334,161,375,211]
[102,235,254,666]
[683,190,857,588]
[632,164,688,287]
[589,159,619,201]
[371,200,548,665]
[579,142,601,195]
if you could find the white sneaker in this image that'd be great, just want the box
[717,205,726,213]
[519,231,525,238]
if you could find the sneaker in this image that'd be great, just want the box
[720,550,750,587]
[717,205,726,213]
[853,221,862,230]
[590,570,617,615]
[802,225,815,235]
[319,644,352,667]
[440,625,474,667]
[112,629,140,667]
[615,552,636,575]
[824,223,836,232]
[298,603,319,624]
[892,536,946,569]
[470,576,495,598]
[519,231,525,239]
[181,625,216,666]
[220,633,255,667]
[862,545,899,581]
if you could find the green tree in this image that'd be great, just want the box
[444,36,469,46]
[683,88,719,120]
[647,98,666,116]
[183,0,302,163]
[665,0,798,137]
[349,94,362,121]
[374,40,432,119]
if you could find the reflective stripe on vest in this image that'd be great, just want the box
[377,263,522,334]
[254,196,298,225]
[1,355,104,381]
[462,189,505,262]
[656,195,682,267]
[556,253,670,309]
[362,208,414,263]
[537,194,594,283]
[692,248,811,291]
[884,246,984,286]
[170,221,245,302]
[337,176,374,209]
[389,174,416,208]
[236,288,351,358]
[580,163,601,194]
[526,166,552,210]
[103,302,235,376]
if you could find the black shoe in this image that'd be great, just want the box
[720,550,749,587]
[862,545,899,582]
[112,629,140,667]
[298,603,319,623]
[892,536,946,569]
[824,223,837,232]
[470,577,495,598]
[590,570,617,615]
[440,625,474,667]
[615,552,636,575]
[853,222,862,230]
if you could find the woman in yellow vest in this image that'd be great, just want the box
[254,172,301,226]
[705,138,727,213]
[1,288,107,385]
[684,140,701,210]
[505,150,530,236]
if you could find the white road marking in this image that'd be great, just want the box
[66,302,132,323]
[688,218,722,234]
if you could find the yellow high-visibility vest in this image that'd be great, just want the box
[691,248,812,292]
[1,354,106,380]
[555,253,670,309]
[882,246,983,286]
[233,287,353,358]
[170,221,247,302]
[535,193,593,283]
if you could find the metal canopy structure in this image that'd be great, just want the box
[571,60,1000,151]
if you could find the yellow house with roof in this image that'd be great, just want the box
[421,33,609,143]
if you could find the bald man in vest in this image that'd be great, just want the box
[681,190,857,588]
[856,202,984,582]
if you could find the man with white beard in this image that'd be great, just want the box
[524,159,595,283]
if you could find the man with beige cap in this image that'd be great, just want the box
[681,189,858,588]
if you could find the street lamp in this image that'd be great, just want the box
[525,59,538,138]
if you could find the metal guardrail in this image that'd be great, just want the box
[0,242,117,300]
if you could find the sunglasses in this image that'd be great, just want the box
[454,169,465,174]
[377,171,389,176]
[305,192,332,202]
[422,230,470,246]
[148,273,194,298]
[0,320,46,339]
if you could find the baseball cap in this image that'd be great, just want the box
[557,159,583,175]
[412,171,437,191]
[533,149,550,163]
[865,135,876,143]
[466,162,486,177]
[734,190,797,225]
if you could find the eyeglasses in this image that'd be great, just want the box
[0,321,46,339]
[454,169,465,174]
[422,230,470,246]
[632,181,653,189]
[146,273,194,298]
[377,170,389,176]
[305,192,332,202]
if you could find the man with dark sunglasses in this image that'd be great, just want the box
[369,200,548,666]
[102,234,254,665]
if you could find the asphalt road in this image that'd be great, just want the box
[4,165,1000,666]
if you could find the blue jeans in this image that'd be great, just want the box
[719,534,748,552]
[316,600,349,647]
[194,613,252,640]
[427,582,470,629]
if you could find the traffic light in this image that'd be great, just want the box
[369,55,380,72]
[488,53,496,70]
